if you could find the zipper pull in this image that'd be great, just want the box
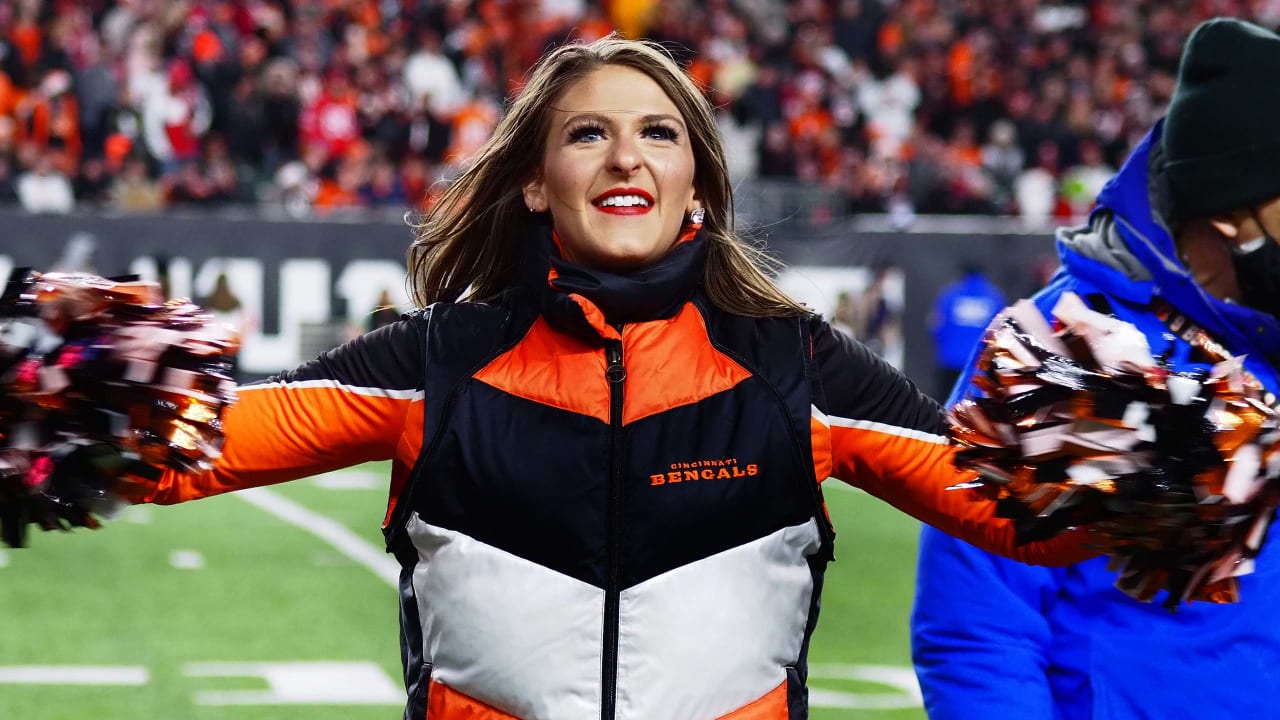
[606,341,625,384]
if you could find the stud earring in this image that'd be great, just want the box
[689,208,705,225]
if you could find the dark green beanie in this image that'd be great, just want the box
[1162,18,1280,221]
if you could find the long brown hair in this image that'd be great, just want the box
[407,36,808,318]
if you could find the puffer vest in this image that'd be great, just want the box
[384,224,835,720]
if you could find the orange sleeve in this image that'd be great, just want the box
[146,381,417,504]
[810,318,1095,566]
[143,319,425,504]
[813,414,1094,566]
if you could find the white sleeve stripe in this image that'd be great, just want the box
[241,380,424,401]
[811,404,949,445]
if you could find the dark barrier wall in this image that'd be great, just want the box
[771,230,1058,398]
[0,209,1059,397]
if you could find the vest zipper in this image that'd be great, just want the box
[602,336,625,720]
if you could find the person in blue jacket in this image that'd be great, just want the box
[928,262,1006,401]
[912,18,1280,719]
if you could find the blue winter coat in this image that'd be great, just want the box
[911,122,1280,719]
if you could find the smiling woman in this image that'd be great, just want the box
[523,64,699,270]
[406,36,807,318]
[119,35,1097,720]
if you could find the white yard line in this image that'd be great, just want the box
[169,549,205,570]
[184,661,402,705]
[121,505,153,524]
[807,663,922,710]
[0,666,149,685]
[311,471,385,490]
[236,487,400,588]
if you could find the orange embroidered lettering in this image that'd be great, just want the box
[649,458,762,488]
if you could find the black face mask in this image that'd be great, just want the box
[1231,214,1280,320]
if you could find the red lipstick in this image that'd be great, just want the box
[591,187,654,215]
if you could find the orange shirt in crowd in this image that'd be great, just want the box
[15,92,81,167]
[686,57,715,91]
[947,143,982,168]
[878,21,905,58]
[948,39,975,107]
[10,18,41,69]
[0,73,21,118]
[608,0,659,39]
[446,100,499,165]
[789,108,835,143]
[312,178,364,211]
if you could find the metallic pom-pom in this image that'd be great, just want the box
[950,292,1280,608]
[0,270,238,547]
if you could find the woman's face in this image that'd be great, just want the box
[525,64,699,270]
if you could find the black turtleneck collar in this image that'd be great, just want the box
[519,216,708,343]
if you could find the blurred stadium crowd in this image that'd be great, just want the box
[0,0,1274,218]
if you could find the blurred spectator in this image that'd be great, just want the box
[904,129,947,213]
[853,262,904,364]
[142,59,212,170]
[17,148,74,213]
[259,57,302,167]
[1015,140,1064,225]
[402,29,462,121]
[164,157,235,205]
[833,147,890,214]
[859,55,920,160]
[313,150,368,212]
[367,287,401,332]
[981,119,1024,211]
[444,91,500,169]
[830,290,858,338]
[101,85,144,161]
[271,141,327,216]
[224,75,266,167]
[735,65,784,129]
[928,262,1006,401]
[202,134,245,200]
[74,156,111,207]
[400,154,435,211]
[78,52,122,160]
[15,69,81,170]
[362,155,407,207]
[758,122,797,178]
[160,133,242,206]
[357,64,411,157]
[201,271,249,381]
[832,0,883,62]
[111,155,164,212]
[1060,137,1115,216]
[299,67,360,163]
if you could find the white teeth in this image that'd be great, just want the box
[597,194,650,208]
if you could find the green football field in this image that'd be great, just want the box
[0,465,926,720]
